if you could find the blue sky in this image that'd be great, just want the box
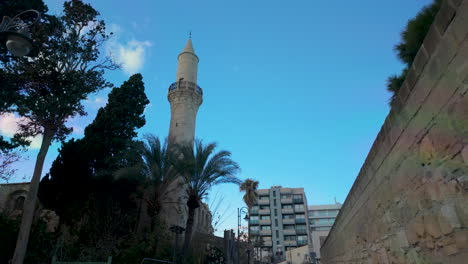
[1,0,433,234]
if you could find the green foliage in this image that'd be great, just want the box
[174,140,240,255]
[0,214,57,264]
[204,246,225,264]
[387,0,441,106]
[39,74,149,224]
[239,179,259,208]
[1,0,116,143]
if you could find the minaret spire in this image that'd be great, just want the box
[167,38,203,146]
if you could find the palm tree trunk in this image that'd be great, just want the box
[12,128,53,264]
[182,205,196,257]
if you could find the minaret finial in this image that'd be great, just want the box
[189,30,192,39]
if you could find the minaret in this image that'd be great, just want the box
[167,38,203,146]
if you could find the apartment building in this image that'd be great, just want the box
[249,186,311,260]
[307,203,342,259]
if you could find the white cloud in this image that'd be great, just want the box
[0,113,42,149]
[84,96,108,109]
[115,40,152,75]
[105,23,152,75]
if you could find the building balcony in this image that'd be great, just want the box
[250,209,259,215]
[295,218,306,224]
[250,220,259,225]
[250,230,260,235]
[283,229,296,235]
[280,198,293,204]
[263,241,273,247]
[281,208,293,214]
[282,218,295,225]
[259,219,271,225]
[283,240,297,246]
[294,207,305,213]
[168,81,203,95]
[295,228,308,235]
[293,198,303,204]
[258,199,270,205]
[259,208,270,215]
[260,230,272,236]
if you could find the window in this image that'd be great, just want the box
[273,190,276,197]
[294,204,304,211]
[260,205,269,209]
[310,218,335,226]
[275,230,279,237]
[250,215,259,225]
[250,226,260,231]
[296,225,307,234]
[312,226,331,231]
[284,235,296,241]
[295,214,305,219]
[261,225,271,230]
[260,215,270,220]
[282,205,293,209]
[14,196,25,210]
[282,214,294,219]
[274,209,277,216]
[293,194,303,203]
[259,196,269,200]
[283,225,294,230]
[295,214,306,223]
[273,199,277,206]
[280,194,291,199]
[276,240,279,245]
[275,219,278,226]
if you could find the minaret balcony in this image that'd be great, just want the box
[168,81,203,95]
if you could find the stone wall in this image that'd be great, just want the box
[321,1,468,263]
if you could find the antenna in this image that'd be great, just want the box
[334,197,337,204]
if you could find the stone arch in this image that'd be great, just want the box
[6,189,28,212]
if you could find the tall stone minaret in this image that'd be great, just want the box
[168,38,203,146]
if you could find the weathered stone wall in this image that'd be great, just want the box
[321,1,468,263]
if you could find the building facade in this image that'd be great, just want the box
[249,186,311,261]
[307,203,341,260]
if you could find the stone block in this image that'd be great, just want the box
[443,243,459,255]
[423,214,443,238]
[454,230,468,249]
[424,26,442,57]
[426,182,442,201]
[434,0,456,34]
[449,1,468,45]
[449,0,463,7]
[438,204,461,235]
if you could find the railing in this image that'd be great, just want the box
[295,218,306,224]
[293,198,303,203]
[296,228,308,235]
[140,258,173,264]
[52,256,112,264]
[250,219,259,225]
[168,81,203,95]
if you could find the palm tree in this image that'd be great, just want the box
[240,178,259,256]
[240,179,259,208]
[115,135,179,232]
[175,140,241,256]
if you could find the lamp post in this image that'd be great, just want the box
[0,9,41,57]
[237,207,249,240]
[170,225,185,264]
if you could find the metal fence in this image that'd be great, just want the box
[140,258,173,264]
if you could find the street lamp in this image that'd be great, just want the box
[0,9,41,57]
[237,207,249,240]
[170,225,185,264]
